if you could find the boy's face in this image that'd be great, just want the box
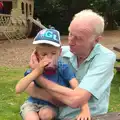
[36,45,60,70]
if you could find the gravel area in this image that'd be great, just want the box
[0,31,120,67]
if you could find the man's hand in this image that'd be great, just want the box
[39,56,51,69]
[76,106,91,120]
[35,75,91,108]
[29,50,39,70]
[25,82,65,107]
[29,50,52,70]
[76,111,91,120]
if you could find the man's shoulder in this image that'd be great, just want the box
[61,46,73,58]
[94,44,116,63]
[98,44,116,59]
[99,44,114,54]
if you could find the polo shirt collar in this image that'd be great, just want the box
[85,43,100,61]
[62,44,100,69]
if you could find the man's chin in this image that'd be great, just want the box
[70,48,73,52]
[70,50,79,56]
[70,48,75,54]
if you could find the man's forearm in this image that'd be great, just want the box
[37,76,78,96]
[81,103,90,112]
[25,82,85,108]
[25,82,65,106]
[37,76,91,108]
[26,81,84,108]
[46,89,86,108]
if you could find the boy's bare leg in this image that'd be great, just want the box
[20,102,40,120]
[39,107,57,120]
[25,112,39,120]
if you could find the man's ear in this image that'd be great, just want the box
[59,47,62,56]
[95,36,103,43]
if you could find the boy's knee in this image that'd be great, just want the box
[39,107,56,120]
[25,112,39,120]
[20,102,39,120]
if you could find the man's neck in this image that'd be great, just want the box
[77,47,94,67]
[77,56,87,67]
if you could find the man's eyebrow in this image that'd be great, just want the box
[52,51,57,53]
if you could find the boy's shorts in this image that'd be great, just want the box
[20,101,58,119]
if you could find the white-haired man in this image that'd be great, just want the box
[25,9,116,120]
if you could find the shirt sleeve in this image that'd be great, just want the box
[78,53,116,99]
[59,63,76,82]
[24,69,40,87]
[24,69,32,76]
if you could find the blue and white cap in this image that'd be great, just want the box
[33,29,61,47]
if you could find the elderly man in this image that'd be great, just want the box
[25,9,116,120]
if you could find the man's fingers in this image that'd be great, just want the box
[32,54,38,63]
[29,54,37,65]
[29,50,39,69]
[76,116,91,120]
[43,60,51,67]
[39,57,51,68]
[42,56,52,64]
[84,117,88,120]
[43,61,50,67]
[32,49,37,55]
[84,117,91,120]
[80,117,83,120]
[76,115,82,120]
[88,117,91,120]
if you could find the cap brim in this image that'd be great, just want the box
[33,40,61,47]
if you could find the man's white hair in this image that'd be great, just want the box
[73,9,104,35]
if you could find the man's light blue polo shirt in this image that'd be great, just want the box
[58,43,116,119]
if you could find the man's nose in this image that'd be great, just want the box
[68,36,76,45]
[47,54,53,59]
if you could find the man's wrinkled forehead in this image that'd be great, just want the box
[69,18,94,35]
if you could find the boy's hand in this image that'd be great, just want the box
[75,109,91,120]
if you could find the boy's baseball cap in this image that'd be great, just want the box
[33,29,61,47]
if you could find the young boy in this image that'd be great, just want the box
[16,29,91,120]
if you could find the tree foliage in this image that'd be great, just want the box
[88,0,120,30]
[33,0,120,34]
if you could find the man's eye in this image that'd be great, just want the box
[42,53,47,56]
[69,33,72,36]
[77,36,82,41]
[52,53,56,55]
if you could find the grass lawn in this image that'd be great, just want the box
[0,67,120,120]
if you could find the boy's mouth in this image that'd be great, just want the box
[44,66,57,75]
